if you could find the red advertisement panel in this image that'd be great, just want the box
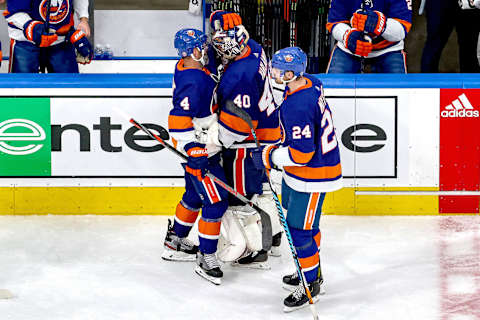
[439,89,480,214]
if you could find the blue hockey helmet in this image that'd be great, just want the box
[271,47,308,79]
[174,28,208,58]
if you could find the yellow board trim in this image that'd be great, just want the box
[0,186,441,215]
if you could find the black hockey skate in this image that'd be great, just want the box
[268,232,282,257]
[283,281,320,313]
[195,251,223,285]
[161,219,198,262]
[282,270,325,295]
[231,249,270,270]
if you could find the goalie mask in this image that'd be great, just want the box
[211,25,249,60]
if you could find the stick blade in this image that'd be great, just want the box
[224,100,254,128]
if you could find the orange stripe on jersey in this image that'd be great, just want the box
[326,20,349,33]
[314,230,322,249]
[172,137,178,149]
[175,203,199,225]
[168,115,194,131]
[242,127,282,143]
[305,193,320,230]
[285,163,342,180]
[219,111,257,135]
[286,78,312,97]
[289,147,315,165]
[236,45,251,61]
[198,219,221,237]
[372,39,395,50]
[3,10,10,17]
[299,252,319,270]
[393,18,412,33]
[56,16,74,35]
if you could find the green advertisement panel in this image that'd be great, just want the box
[0,98,51,176]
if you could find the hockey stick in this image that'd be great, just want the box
[225,101,319,319]
[128,118,273,251]
[40,0,52,73]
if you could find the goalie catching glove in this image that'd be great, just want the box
[67,28,93,64]
[184,142,209,181]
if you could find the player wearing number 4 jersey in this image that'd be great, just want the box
[163,28,228,285]
[252,47,342,312]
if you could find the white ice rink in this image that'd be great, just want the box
[1,215,479,320]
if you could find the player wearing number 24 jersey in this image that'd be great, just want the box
[252,47,342,311]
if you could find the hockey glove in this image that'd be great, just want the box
[343,29,372,57]
[210,10,242,31]
[351,9,386,37]
[23,20,58,47]
[184,142,209,181]
[251,145,279,171]
[67,28,93,64]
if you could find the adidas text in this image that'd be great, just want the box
[441,110,479,118]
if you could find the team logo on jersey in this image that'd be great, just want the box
[441,93,479,118]
[39,0,70,25]
[284,54,294,62]
[187,30,195,37]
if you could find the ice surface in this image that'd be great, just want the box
[0,215,479,320]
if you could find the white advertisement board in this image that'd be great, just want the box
[0,87,439,188]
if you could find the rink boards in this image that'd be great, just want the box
[0,74,480,215]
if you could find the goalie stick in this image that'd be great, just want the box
[128,118,273,251]
[225,101,319,320]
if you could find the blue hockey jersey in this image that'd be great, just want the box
[217,39,281,148]
[327,0,412,57]
[168,60,219,155]
[4,0,75,44]
[276,74,342,193]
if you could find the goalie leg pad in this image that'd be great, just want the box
[241,212,263,252]
[258,183,283,236]
[217,209,247,262]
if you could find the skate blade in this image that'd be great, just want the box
[283,296,320,313]
[161,249,196,262]
[0,289,13,299]
[231,261,271,270]
[194,266,222,285]
[282,283,326,295]
[268,248,281,257]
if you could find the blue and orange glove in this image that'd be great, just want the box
[343,29,372,57]
[351,9,387,37]
[184,142,209,181]
[67,28,93,64]
[23,20,58,47]
[251,145,278,171]
[210,10,242,31]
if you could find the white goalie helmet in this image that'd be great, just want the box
[211,25,250,60]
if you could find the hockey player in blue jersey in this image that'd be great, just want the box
[162,28,229,285]
[326,0,412,73]
[209,11,284,269]
[252,47,343,311]
[4,0,92,73]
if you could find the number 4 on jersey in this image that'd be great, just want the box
[181,97,190,110]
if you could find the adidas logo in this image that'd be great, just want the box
[441,93,479,118]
